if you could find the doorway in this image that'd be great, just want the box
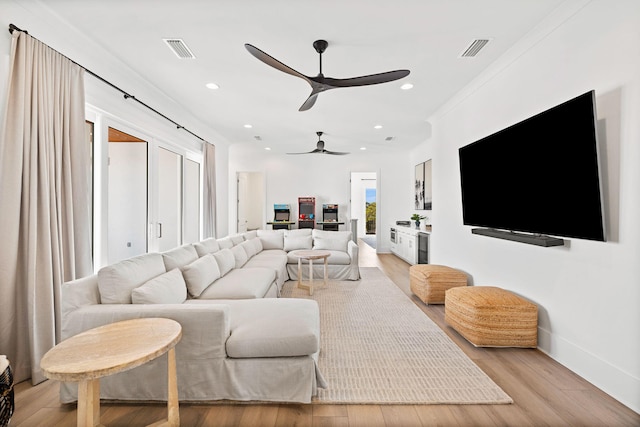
[350,172,378,249]
[237,172,265,232]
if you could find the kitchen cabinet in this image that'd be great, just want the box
[390,225,421,265]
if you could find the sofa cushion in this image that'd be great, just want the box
[313,238,348,252]
[257,229,284,250]
[231,245,249,268]
[162,244,199,271]
[98,253,166,304]
[213,248,235,277]
[287,250,351,265]
[242,230,258,240]
[197,268,276,299]
[285,229,312,237]
[249,237,263,254]
[226,299,320,358]
[181,254,221,297]
[240,239,258,259]
[312,229,352,241]
[193,238,220,257]
[131,268,187,304]
[217,237,234,249]
[284,235,313,251]
[230,234,245,245]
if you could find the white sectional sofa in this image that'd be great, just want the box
[259,229,360,281]
[59,228,359,404]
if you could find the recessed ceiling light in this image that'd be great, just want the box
[374,125,383,129]
[243,124,253,129]
[206,82,219,90]
[360,147,367,150]
[264,147,271,151]
[400,83,414,90]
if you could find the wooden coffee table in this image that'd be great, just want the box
[40,318,182,427]
[290,249,331,295]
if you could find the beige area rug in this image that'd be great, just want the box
[280,267,513,404]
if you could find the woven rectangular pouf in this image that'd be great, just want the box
[409,264,467,304]
[445,286,538,347]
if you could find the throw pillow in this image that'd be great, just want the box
[217,237,234,249]
[314,238,348,252]
[213,248,235,277]
[131,268,187,304]
[161,244,198,271]
[193,238,220,257]
[257,230,284,250]
[243,230,258,240]
[231,245,249,268]
[240,239,257,259]
[181,254,221,297]
[284,235,313,252]
[230,234,245,245]
[284,229,312,238]
[312,229,352,241]
[98,253,166,304]
[250,236,263,254]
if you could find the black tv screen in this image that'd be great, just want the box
[459,90,605,242]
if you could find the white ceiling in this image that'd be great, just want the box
[32,0,567,154]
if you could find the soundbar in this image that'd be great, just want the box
[471,228,565,247]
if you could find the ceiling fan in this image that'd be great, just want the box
[287,132,349,155]
[245,39,410,111]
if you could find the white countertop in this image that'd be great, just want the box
[392,224,431,234]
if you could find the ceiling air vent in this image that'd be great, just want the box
[459,39,490,58]
[385,136,395,142]
[163,38,196,59]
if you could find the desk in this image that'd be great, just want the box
[40,318,182,427]
[290,250,330,296]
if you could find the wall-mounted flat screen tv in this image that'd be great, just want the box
[458,90,605,242]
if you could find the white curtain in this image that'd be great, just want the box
[0,31,92,384]
[203,142,217,238]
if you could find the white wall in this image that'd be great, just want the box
[228,145,409,251]
[414,0,640,412]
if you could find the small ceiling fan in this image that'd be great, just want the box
[287,132,349,155]
[245,39,410,111]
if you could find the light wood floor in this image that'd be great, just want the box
[10,240,639,426]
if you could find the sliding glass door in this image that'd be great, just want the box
[183,159,201,243]
[107,127,148,264]
[151,144,202,252]
[100,122,202,267]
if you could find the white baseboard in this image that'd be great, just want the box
[537,327,639,414]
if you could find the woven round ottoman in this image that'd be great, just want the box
[445,286,538,347]
[409,264,467,304]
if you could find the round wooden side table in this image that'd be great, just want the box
[40,317,182,427]
[290,249,331,296]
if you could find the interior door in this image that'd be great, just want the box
[157,147,183,251]
[237,172,265,232]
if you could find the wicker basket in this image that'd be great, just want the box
[409,264,467,304]
[0,360,14,427]
[445,286,538,347]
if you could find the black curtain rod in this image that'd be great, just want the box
[8,23,208,144]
